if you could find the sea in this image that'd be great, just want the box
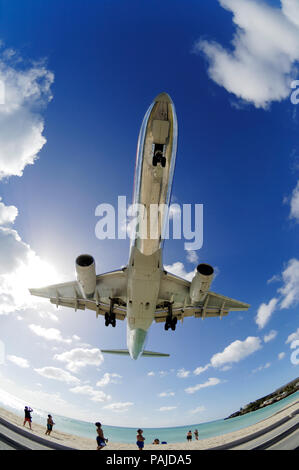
[0,389,298,445]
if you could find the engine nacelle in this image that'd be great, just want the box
[76,254,96,299]
[190,263,214,305]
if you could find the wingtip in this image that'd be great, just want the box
[29,288,39,296]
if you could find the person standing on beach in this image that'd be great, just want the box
[95,422,108,450]
[45,415,55,436]
[136,429,145,450]
[194,429,199,440]
[23,406,33,430]
[186,430,192,442]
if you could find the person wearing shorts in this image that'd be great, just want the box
[95,422,108,450]
[186,430,192,442]
[136,429,145,450]
[45,415,54,436]
[23,406,33,430]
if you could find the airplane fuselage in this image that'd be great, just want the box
[126,93,178,359]
[29,93,250,361]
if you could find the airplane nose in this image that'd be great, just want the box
[154,92,173,103]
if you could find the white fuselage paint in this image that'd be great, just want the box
[126,93,178,359]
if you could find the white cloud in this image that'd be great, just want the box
[7,355,29,368]
[103,402,133,412]
[256,258,299,329]
[193,364,211,375]
[0,202,61,315]
[278,259,299,309]
[38,311,59,323]
[196,0,299,108]
[278,352,286,360]
[69,385,111,403]
[164,262,195,282]
[158,406,177,412]
[267,274,281,284]
[189,406,206,414]
[96,372,122,387]
[54,348,104,373]
[0,386,102,423]
[220,365,232,372]
[290,181,299,221]
[255,298,278,329]
[0,45,54,179]
[263,330,278,343]
[282,0,299,28]
[0,47,57,317]
[0,227,31,277]
[34,366,80,385]
[252,362,271,373]
[177,368,190,378]
[185,377,221,394]
[186,250,198,264]
[286,327,299,344]
[29,324,72,343]
[147,371,155,377]
[158,370,171,377]
[0,199,18,225]
[210,336,262,367]
[158,391,175,397]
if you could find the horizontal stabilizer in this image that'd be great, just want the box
[101,349,169,357]
[142,350,170,357]
[101,349,130,355]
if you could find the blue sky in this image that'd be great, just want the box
[0,0,298,427]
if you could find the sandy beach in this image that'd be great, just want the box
[0,399,298,450]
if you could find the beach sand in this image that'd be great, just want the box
[0,399,298,450]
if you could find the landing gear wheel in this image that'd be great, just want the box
[105,311,116,327]
[171,318,177,331]
[153,150,166,168]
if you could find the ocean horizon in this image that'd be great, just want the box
[0,389,298,445]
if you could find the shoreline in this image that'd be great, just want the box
[0,399,298,450]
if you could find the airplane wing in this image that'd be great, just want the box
[155,271,250,323]
[29,269,128,320]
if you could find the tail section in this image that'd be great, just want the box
[101,349,169,357]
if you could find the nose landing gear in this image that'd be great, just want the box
[152,144,166,168]
[153,151,166,168]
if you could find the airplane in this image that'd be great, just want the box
[29,92,250,360]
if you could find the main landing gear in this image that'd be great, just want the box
[164,302,177,331]
[105,299,116,327]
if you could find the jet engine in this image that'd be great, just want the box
[190,263,214,305]
[76,254,96,298]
